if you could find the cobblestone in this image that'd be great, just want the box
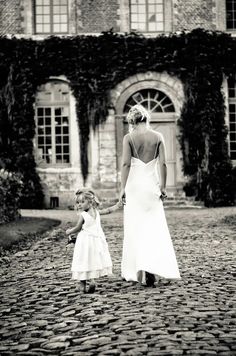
[0,207,235,355]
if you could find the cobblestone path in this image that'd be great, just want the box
[0,207,235,355]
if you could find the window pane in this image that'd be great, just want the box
[156,4,163,12]
[36,7,43,15]
[139,5,145,12]
[63,146,69,154]
[155,22,164,31]
[43,15,50,24]
[60,6,67,14]
[148,5,155,12]
[63,155,69,163]
[63,126,68,134]
[36,15,43,23]
[53,15,60,23]
[55,108,61,115]
[60,23,68,32]
[36,24,43,33]
[56,136,62,144]
[137,22,146,31]
[43,6,50,15]
[61,14,67,22]
[56,126,61,134]
[54,6,60,13]
[43,24,50,32]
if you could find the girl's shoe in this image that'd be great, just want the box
[145,272,156,287]
[87,283,96,294]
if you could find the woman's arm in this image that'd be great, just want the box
[66,214,84,235]
[119,134,132,204]
[158,133,167,194]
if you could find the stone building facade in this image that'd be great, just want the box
[0,0,235,207]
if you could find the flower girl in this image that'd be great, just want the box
[66,189,113,293]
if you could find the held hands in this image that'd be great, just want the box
[66,228,72,236]
[119,188,126,205]
[160,187,168,201]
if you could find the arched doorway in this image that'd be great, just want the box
[122,88,176,187]
[115,87,177,189]
[110,71,184,193]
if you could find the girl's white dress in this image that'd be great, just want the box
[122,155,181,282]
[71,210,112,280]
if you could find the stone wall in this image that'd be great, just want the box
[78,0,119,33]
[0,0,22,34]
[173,0,217,31]
[94,109,118,198]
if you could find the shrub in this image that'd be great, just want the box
[0,169,23,224]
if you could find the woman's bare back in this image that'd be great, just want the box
[128,129,162,163]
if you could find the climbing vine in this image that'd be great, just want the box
[0,28,235,207]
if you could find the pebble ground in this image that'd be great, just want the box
[0,207,235,356]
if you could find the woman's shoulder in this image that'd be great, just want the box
[147,129,163,141]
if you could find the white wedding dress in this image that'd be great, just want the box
[121,137,181,282]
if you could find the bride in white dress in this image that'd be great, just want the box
[119,104,181,286]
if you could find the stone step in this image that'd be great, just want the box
[99,196,203,209]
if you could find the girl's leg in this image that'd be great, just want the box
[80,280,87,293]
[87,279,96,293]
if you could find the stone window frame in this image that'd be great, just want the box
[119,0,173,33]
[227,75,236,162]
[34,78,71,167]
[21,0,75,36]
[33,0,69,35]
[225,0,236,31]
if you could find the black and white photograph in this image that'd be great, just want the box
[0,0,235,355]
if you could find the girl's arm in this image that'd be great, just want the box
[158,133,167,194]
[120,135,132,204]
[99,201,123,215]
[66,214,84,235]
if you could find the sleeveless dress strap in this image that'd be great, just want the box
[153,140,161,159]
[129,134,139,159]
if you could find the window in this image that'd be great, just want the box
[35,81,70,165]
[124,89,175,113]
[35,0,68,34]
[228,76,236,160]
[226,0,236,30]
[130,0,164,32]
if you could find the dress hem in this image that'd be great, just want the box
[72,267,113,281]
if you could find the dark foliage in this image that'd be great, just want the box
[0,28,235,207]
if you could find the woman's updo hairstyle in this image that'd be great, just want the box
[126,104,150,126]
[75,188,100,208]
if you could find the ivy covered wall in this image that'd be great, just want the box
[0,28,235,207]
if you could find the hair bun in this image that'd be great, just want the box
[126,104,150,125]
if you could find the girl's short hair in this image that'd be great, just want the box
[75,188,100,208]
[126,104,150,125]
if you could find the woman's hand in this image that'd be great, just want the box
[160,187,167,201]
[119,188,126,205]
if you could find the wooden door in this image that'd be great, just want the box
[151,122,176,188]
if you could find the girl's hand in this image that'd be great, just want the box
[119,189,126,205]
[66,228,71,236]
